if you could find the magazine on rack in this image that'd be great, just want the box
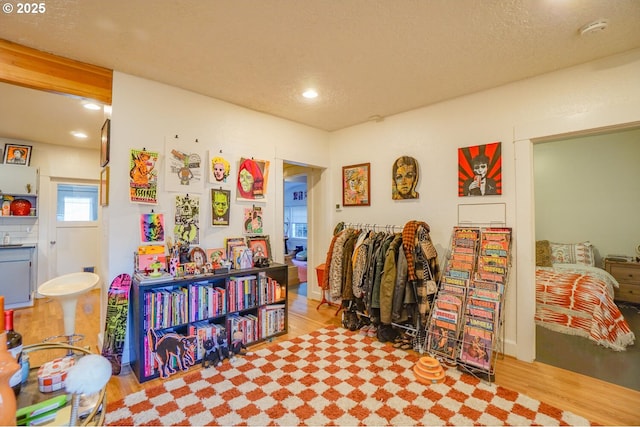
[459,316,494,370]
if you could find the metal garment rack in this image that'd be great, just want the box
[331,222,405,321]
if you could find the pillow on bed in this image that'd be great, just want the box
[535,240,553,267]
[549,241,595,266]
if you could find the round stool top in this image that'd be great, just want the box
[38,272,100,298]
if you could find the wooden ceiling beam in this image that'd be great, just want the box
[0,38,112,105]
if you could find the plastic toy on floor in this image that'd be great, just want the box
[201,337,222,368]
[230,329,254,361]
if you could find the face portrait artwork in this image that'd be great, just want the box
[458,142,502,197]
[4,145,31,165]
[342,163,370,206]
[212,189,230,226]
[392,156,419,200]
[237,158,269,200]
[211,156,231,183]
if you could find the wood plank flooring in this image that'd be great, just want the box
[13,289,640,426]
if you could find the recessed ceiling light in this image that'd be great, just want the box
[302,89,318,99]
[83,103,101,110]
[71,131,88,138]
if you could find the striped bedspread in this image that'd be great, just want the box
[535,264,635,351]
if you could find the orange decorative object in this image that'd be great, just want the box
[10,199,31,216]
[0,333,20,425]
[413,356,446,385]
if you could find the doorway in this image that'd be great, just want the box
[283,162,310,298]
[48,179,100,280]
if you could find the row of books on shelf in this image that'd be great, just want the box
[143,288,189,330]
[426,226,512,372]
[141,304,286,377]
[142,275,285,329]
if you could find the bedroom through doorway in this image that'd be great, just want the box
[532,126,640,391]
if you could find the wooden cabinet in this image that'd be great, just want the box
[0,245,36,308]
[604,259,640,304]
[0,164,38,217]
[130,263,288,383]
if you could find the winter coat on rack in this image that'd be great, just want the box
[328,229,351,298]
[379,233,403,325]
[392,244,415,324]
[370,233,395,313]
[340,230,361,300]
[402,220,440,325]
[351,232,371,299]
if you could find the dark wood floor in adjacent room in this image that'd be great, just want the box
[14,289,640,426]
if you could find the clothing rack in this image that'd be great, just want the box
[317,222,405,316]
[343,223,404,233]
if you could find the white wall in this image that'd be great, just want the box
[106,73,329,362]
[534,128,640,265]
[327,48,640,361]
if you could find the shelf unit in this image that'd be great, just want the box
[0,164,38,218]
[130,263,287,383]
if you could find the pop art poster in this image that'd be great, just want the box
[243,206,263,234]
[174,194,200,245]
[129,149,159,204]
[140,212,165,243]
[209,151,232,185]
[458,142,502,197]
[164,137,203,193]
[237,157,270,201]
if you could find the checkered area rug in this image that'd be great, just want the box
[106,327,592,426]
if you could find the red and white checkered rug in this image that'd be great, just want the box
[106,327,593,426]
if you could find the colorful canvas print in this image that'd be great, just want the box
[458,142,502,197]
[165,137,203,192]
[243,206,263,234]
[174,194,200,245]
[140,213,165,243]
[209,151,231,184]
[237,157,270,201]
[129,149,159,204]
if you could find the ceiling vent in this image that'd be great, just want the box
[579,19,608,36]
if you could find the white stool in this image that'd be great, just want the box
[38,272,100,347]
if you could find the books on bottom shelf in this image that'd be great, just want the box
[259,304,286,338]
[188,321,226,361]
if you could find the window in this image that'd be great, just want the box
[292,223,307,238]
[284,206,307,239]
[57,184,99,222]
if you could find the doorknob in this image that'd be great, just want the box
[50,240,56,245]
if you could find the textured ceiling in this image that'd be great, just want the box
[1,0,639,149]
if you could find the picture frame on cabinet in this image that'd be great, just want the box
[2,143,32,166]
[100,166,110,206]
[247,235,272,263]
[100,118,111,167]
[342,162,370,206]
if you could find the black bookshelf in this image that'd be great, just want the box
[129,263,287,383]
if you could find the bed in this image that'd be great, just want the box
[535,240,636,351]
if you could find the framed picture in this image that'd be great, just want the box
[458,142,502,197]
[246,235,272,262]
[3,143,32,166]
[100,166,110,206]
[342,163,370,206]
[100,118,111,167]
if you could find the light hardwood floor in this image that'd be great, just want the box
[14,289,640,426]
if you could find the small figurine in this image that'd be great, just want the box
[230,328,253,361]
[201,337,222,368]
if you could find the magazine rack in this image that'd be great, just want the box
[424,225,512,383]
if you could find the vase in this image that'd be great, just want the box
[0,332,19,425]
[10,199,32,216]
